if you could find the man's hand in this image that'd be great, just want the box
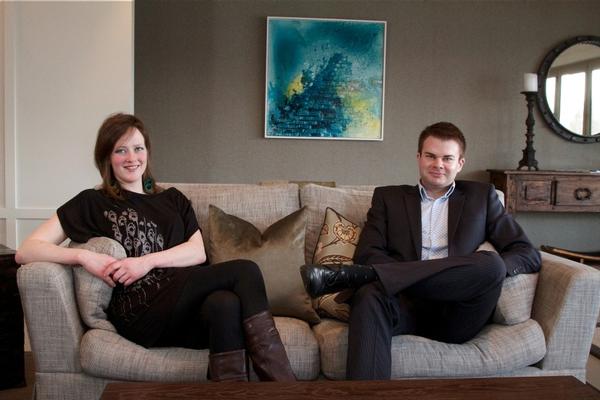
[106,257,153,287]
[78,250,118,287]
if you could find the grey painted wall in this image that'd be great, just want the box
[135,0,600,250]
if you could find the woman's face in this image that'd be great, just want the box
[110,128,148,193]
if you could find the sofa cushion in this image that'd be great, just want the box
[208,205,320,324]
[269,317,321,380]
[314,318,546,379]
[300,184,374,263]
[80,329,208,381]
[69,237,126,331]
[162,183,300,248]
[312,207,362,321]
[80,317,319,381]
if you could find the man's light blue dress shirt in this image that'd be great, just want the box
[419,182,455,260]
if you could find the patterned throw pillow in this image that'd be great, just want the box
[312,207,362,321]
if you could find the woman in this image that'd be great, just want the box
[16,112,295,382]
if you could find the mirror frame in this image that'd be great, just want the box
[536,35,600,143]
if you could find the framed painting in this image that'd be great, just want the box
[265,17,386,140]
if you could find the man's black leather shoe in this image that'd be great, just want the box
[299,264,377,298]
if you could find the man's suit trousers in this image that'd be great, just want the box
[346,251,506,380]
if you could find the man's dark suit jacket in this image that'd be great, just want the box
[354,180,541,277]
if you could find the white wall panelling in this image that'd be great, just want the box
[1,1,134,248]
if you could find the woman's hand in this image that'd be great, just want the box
[78,250,118,287]
[100,230,207,287]
[106,257,153,287]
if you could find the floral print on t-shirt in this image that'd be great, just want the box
[104,208,165,256]
[104,207,171,323]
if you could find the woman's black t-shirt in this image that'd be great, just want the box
[57,187,201,347]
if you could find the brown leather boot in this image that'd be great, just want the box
[243,310,296,381]
[208,349,248,382]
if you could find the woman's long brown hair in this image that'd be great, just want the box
[94,112,161,199]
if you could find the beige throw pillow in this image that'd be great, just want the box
[208,205,320,324]
[477,241,538,325]
[69,237,126,331]
[493,273,539,325]
[312,207,362,322]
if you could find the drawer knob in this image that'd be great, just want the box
[574,187,592,201]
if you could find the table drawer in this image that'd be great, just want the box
[516,179,553,209]
[555,178,600,206]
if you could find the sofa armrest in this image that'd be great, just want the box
[532,251,600,371]
[17,261,84,373]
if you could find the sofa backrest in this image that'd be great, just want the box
[162,183,301,251]
[162,182,377,264]
[162,182,503,265]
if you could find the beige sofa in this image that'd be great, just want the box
[17,183,600,400]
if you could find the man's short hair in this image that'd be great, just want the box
[418,122,466,157]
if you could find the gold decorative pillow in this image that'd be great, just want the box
[312,207,362,321]
[208,205,320,324]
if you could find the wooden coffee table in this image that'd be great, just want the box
[100,376,600,399]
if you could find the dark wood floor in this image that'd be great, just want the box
[0,352,34,400]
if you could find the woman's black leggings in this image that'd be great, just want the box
[156,259,269,353]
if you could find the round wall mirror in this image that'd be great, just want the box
[536,36,600,143]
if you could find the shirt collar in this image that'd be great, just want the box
[418,181,455,201]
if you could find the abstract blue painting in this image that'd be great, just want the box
[265,17,386,140]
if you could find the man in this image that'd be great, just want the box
[300,122,541,380]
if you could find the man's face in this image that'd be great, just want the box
[417,136,465,196]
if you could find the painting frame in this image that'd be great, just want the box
[264,16,387,141]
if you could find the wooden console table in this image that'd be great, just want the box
[488,170,600,214]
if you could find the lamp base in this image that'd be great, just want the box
[517,157,539,171]
[516,91,539,171]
